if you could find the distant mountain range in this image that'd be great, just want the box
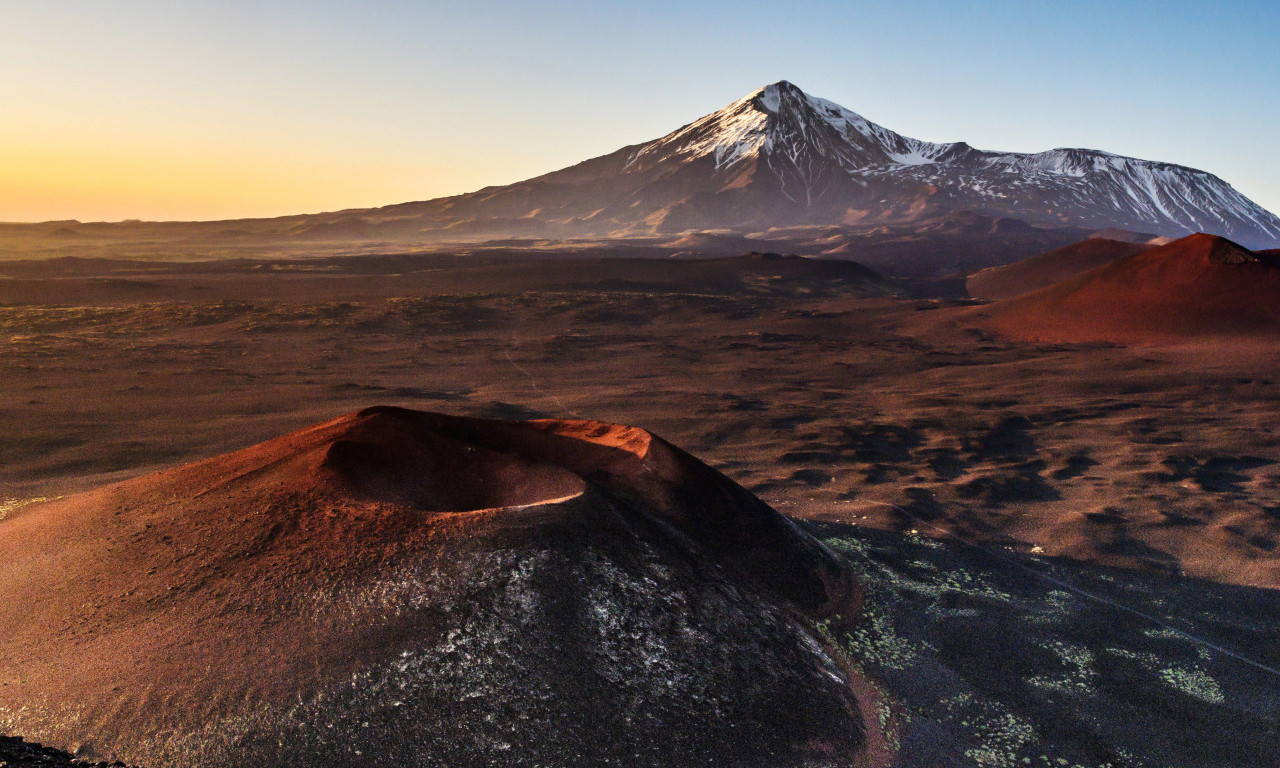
[6,81,1279,256]
[361,80,1279,248]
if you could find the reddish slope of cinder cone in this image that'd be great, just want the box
[978,233,1280,343]
[967,237,1153,300]
[0,407,870,768]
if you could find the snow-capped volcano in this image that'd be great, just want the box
[356,81,1280,248]
[625,81,960,177]
[600,81,1280,245]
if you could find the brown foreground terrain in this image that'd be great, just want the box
[3,250,1280,766]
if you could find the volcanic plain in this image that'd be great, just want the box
[3,246,1280,766]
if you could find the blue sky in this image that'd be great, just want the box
[2,0,1277,221]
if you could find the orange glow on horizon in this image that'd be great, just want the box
[0,117,551,223]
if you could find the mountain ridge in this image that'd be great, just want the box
[363,81,1280,247]
[5,81,1278,252]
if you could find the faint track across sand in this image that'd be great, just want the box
[501,345,587,420]
[847,499,1280,681]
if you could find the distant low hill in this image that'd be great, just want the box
[967,237,1155,300]
[978,233,1280,342]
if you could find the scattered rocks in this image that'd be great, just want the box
[0,736,129,768]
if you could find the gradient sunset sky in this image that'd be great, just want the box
[3,0,1277,222]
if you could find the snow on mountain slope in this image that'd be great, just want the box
[348,81,1279,248]
[622,81,961,185]
[606,81,1280,247]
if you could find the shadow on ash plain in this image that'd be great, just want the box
[809,521,1280,768]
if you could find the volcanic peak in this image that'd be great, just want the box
[1111,232,1263,269]
[1185,232,1261,264]
[608,81,1280,244]
[629,79,951,175]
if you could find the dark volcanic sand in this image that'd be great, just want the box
[0,735,129,768]
[2,251,1280,765]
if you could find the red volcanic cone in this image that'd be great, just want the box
[967,237,1153,300]
[0,407,867,768]
[980,233,1280,342]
